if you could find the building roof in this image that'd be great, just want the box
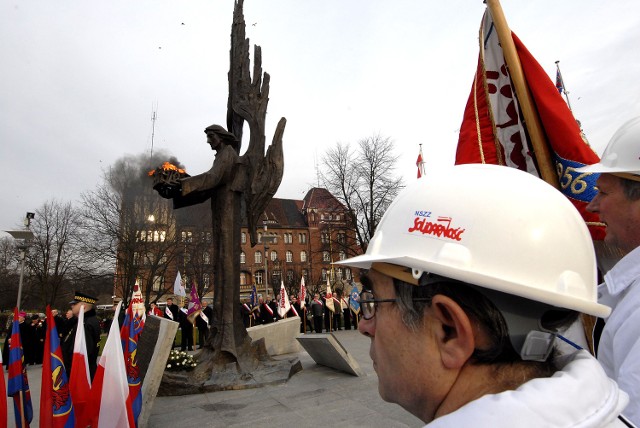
[302,187,346,212]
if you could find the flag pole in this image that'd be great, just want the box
[555,60,573,111]
[485,0,559,189]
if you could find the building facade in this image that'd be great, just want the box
[123,187,362,303]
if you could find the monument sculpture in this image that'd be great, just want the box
[152,0,299,394]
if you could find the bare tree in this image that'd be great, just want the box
[321,134,404,252]
[25,200,87,307]
[0,237,19,310]
[80,151,181,307]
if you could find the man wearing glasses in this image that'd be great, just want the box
[338,164,630,426]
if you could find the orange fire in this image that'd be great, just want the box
[148,162,186,176]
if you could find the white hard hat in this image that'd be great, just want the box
[575,116,640,180]
[339,164,610,318]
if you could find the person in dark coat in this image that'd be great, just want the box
[179,304,194,351]
[310,294,324,333]
[196,300,213,348]
[30,314,45,365]
[52,309,66,340]
[61,291,101,380]
[164,297,181,349]
[268,295,279,322]
[258,297,274,324]
[240,299,252,328]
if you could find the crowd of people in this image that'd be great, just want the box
[1,307,75,369]
[238,289,359,334]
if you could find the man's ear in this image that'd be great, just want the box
[429,294,476,369]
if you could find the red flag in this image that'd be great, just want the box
[68,306,91,427]
[7,308,33,428]
[416,145,425,178]
[0,339,6,428]
[40,306,74,428]
[456,9,605,240]
[88,302,134,428]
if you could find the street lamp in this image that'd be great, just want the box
[5,212,35,311]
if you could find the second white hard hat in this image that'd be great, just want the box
[576,116,640,180]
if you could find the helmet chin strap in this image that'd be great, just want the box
[471,286,558,362]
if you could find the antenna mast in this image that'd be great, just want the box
[150,105,158,161]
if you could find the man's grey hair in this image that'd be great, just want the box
[620,176,640,200]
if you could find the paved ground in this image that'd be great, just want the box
[5,329,423,428]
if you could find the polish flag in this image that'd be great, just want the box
[88,302,134,428]
[68,305,91,428]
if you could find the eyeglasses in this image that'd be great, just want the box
[358,289,430,320]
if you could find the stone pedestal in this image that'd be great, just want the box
[246,316,301,355]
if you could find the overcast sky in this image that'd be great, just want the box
[2,0,639,234]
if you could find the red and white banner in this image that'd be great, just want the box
[299,276,306,310]
[88,301,134,428]
[324,278,335,313]
[69,305,91,427]
[456,8,605,240]
[277,282,291,318]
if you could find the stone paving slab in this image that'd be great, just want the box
[148,329,422,428]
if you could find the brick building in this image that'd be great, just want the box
[140,187,362,303]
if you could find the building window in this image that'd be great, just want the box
[203,273,210,289]
[240,251,246,264]
[286,250,293,263]
[302,269,308,282]
[283,233,293,244]
[255,251,262,264]
[345,268,352,280]
[133,252,139,266]
[203,251,211,264]
[152,275,163,291]
[257,232,262,243]
[286,269,294,283]
[181,231,193,243]
[336,268,343,280]
[255,271,263,285]
[298,233,307,244]
[240,272,247,286]
[337,232,346,244]
[184,253,191,264]
[321,232,330,244]
[339,251,346,261]
[241,232,247,244]
[321,269,327,282]
[270,251,277,262]
[322,251,331,262]
[300,251,307,262]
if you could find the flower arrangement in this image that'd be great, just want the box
[165,349,197,372]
